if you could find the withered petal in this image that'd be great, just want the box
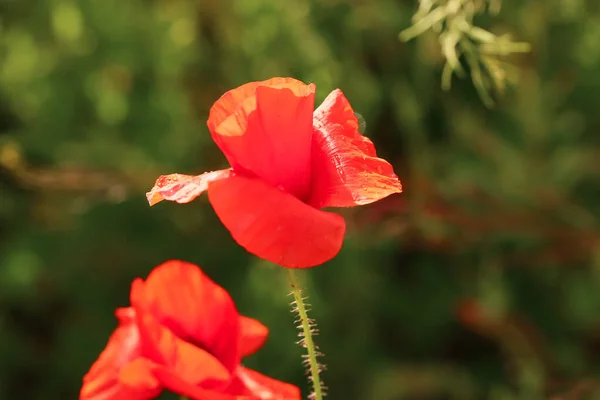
[309,89,402,208]
[146,170,232,206]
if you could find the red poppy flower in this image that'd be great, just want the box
[147,78,402,268]
[80,260,300,400]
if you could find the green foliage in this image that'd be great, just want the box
[1,0,600,399]
[400,0,531,107]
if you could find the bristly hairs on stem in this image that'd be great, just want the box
[287,269,327,400]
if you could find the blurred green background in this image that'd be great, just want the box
[1,0,600,399]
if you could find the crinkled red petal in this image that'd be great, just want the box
[309,89,402,208]
[130,281,231,388]
[129,260,241,372]
[207,175,346,268]
[80,309,159,400]
[146,170,232,206]
[239,316,268,357]
[207,78,316,199]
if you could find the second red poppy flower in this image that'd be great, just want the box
[80,260,300,400]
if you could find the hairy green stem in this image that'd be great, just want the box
[287,269,324,400]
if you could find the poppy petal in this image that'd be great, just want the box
[129,261,241,372]
[207,78,316,199]
[239,316,268,357]
[207,175,346,268]
[153,368,253,400]
[232,367,301,400]
[118,358,162,398]
[130,281,232,387]
[80,309,158,400]
[309,89,402,208]
[146,170,232,206]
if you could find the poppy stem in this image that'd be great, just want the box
[287,269,324,400]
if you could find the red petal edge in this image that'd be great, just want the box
[309,89,402,208]
[153,368,251,400]
[207,78,315,140]
[207,175,346,268]
[146,169,232,206]
[80,309,160,400]
[239,316,268,357]
[232,367,301,400]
